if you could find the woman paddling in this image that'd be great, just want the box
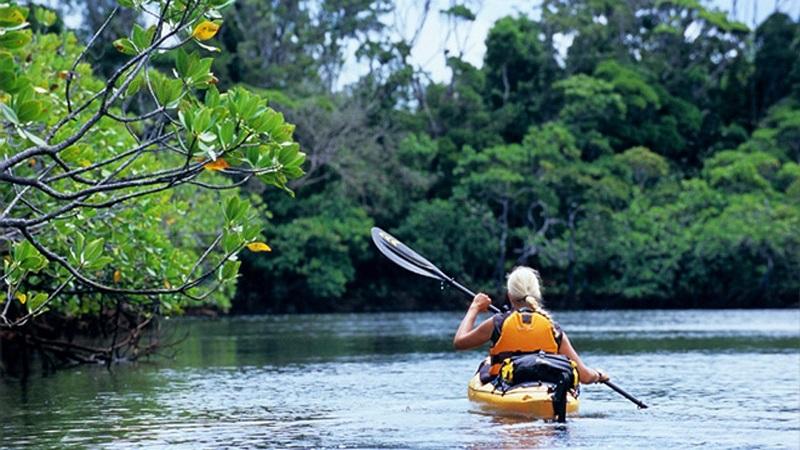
[453,266,609,386]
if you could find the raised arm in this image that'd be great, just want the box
[453,293,495,350]
[558,332,609,385]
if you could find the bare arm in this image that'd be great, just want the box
[453,293,495,350]
[559,332,609,384]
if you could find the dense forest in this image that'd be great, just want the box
[214,0,797,312]
[1,0,799,358]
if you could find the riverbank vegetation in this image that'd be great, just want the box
[0,0,305,373]
[224,0,798,312]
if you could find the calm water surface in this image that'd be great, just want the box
[1,309,799,449]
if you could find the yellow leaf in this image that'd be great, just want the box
[203,158,230,171]
[163,279,172,289]
[113,270,121,284]
[79,159,92,168]
[192,20,220,41]
[246,242,272,252]
[15,292,27,305]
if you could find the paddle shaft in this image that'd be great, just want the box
[446,278,502,314]
[602,380,648,409]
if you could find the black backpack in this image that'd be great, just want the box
[495,352,579,422]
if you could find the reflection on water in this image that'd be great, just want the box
[1,309,799,449]
[471,415,572,450]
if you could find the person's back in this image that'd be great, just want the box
[453,266,608,386]
[486,307,560,378]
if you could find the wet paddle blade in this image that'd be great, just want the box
[371,227,441,280]
[371,227,498,312]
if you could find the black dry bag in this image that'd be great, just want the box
[497,352,579,422]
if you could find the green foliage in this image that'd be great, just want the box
[554,74,625,158]
[440,5,476,22]
[236,190,373,312]
[704,150,780,193]
[395,199,495,300]
[213,0,391,92]
[483,15,560,141]
[753,13,800,117]
[616,146,670,188]
[0,1,305,325]
[88,0,797,312]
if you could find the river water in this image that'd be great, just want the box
[1,309,798,449]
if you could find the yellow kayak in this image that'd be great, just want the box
[467,372,580,419]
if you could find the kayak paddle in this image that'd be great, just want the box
[603,380,648,409]
[370,227,501,313]
[371,226,649,409]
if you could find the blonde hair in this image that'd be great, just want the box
[507,266,550,318]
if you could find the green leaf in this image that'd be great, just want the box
[0,67,16,92]
[205,85,220,107]
[86,255,113,270]
[14,240,47,272]
[187,56,213,85]
[175,48,190,78]
[83,238,105,262]
[242,223,261,241]
[69,232,86,266]
[0,102,19,124]
[131,24,155,50]
[0,6,28,27]
[220,259,241,280]
[34,7,56,27]
[19,254,46,272]
[178,108,192,130]
[274,123,295,142]
[255,109,283,134]
[27,292,48,311]
[153,76,183,109]
[126,72,144,96]
[15,100,44,122]
[191,107,212,132]
[217,120,234,148]
[14,239,33,262]
[18,128,47,147]
[221,231,240,254]
[112,38,137,55]
[277,142,300,165]
[224,196,240,223]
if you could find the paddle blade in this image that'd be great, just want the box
[371,227,443,280]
